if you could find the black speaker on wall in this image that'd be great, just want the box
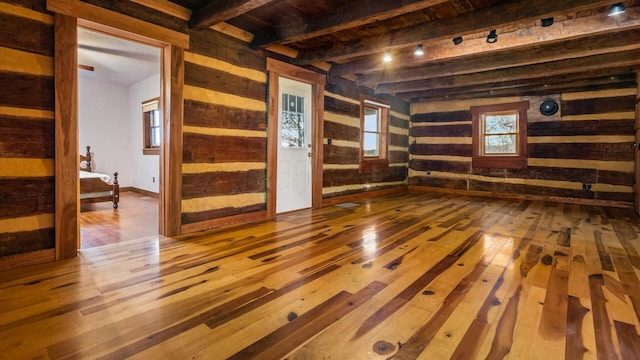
[540,100,559,116]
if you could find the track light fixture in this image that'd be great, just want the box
[414,45,424,56]
[452,36,463,45]
[608,3,626,16]
[486,29,498,43]
[540,17,554,27]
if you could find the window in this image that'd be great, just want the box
[142,98,160,155]
[471,101,529,169]
[281,93,305,148]
[360,95,389,173]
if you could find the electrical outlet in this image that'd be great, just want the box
[327,139,332,145]
[582,183,591,190]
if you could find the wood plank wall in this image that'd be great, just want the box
[323,76,410,198]
[0,0,56,258]
[409,88,636,204]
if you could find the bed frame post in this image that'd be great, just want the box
[85,146,92,172]
[112,172,119,209]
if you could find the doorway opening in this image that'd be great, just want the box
[77,28,161,248]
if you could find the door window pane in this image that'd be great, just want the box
[281,93,305,148]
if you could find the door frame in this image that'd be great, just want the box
[266,59,326,218]
[635,72,640,215]
[49,0,186,259]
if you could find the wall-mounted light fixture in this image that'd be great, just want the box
[608,3,626,16]
[486,30,498,43]
[452,36,463,45]
[540,17,554,27]
[414,44,424,56]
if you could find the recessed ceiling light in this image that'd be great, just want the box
[414,45,424,56]
[608,3,626,16]
[383,52,392,62]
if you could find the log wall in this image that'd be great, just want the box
[409,88,636,204]
[180,30,268,226]
[322,76,409,198]
[0,0,56,258]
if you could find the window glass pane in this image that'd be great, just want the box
[364,107,379,132]
[485,114,516,134]
[363,132,379,156]
[484,134,516,154]
[152,127,160,147]
[152,109,160,127]
[281,93,305,148]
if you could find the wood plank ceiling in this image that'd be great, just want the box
[175,0,640,101]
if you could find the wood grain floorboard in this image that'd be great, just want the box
[80,191,159,249]
[2,191,640,359]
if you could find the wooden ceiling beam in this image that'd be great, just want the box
[407,77,637,102]
[295,0,613,64]
[333,7,640,77]
[251,0,449,48]
[357,27,640,88]
[190,0,277,30]
[376,49,640,95]
[398,69,636,101]
[405,77,637,102]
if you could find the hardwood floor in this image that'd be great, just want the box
[80,192,159,249]
[2,191,640,359]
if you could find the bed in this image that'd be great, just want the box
[80,146,120,209]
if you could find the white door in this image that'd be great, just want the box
[277,77,313,213]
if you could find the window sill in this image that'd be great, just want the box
[142,148,159,155]
[360,159,389,174]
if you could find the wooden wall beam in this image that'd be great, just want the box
[251,0,448,47]
[295,0,613,64]
[130,0,191,20]
[190,0,277,30]
[54,13,78,259]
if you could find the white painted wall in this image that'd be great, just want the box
[128,73,161,193]
[79,77,134,187]
[79,73,160,193]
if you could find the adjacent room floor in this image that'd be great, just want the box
[80,191,159,248]
[2,191,640,359]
